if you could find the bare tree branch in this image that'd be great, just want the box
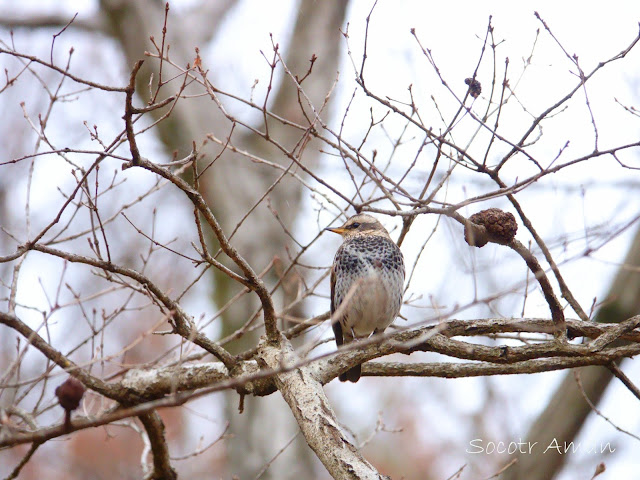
[259,335,390,480]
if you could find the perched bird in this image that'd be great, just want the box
[326,213,405,382]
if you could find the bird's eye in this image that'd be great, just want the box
[348,222,360,229]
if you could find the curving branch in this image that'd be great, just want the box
[258,336,390,480]
[138,411,177,480]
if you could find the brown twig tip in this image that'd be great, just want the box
[464,77,482,98]
[591,462,606,479]
[465,208,518,247]
[55,377,86,429]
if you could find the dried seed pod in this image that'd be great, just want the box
[464,77,482,98]
[55,377,85,429]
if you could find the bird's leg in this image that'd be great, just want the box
[349,326,358,341]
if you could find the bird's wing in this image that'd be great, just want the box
[330,262,336,314]
[330,262,344,346]
[332,317,344,347]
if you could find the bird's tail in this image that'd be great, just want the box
[339,364,362,383]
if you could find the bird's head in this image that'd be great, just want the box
[325,214,391,239]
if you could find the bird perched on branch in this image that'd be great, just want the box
[326,214,405,382]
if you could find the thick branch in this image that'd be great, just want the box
[508,239,566,333]
[313,316,640,384]
[138,411,177,480]
[258,336,389,480]
[117,317,640,400]
[363,356,630,378]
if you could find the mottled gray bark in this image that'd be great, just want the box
[259,336,390,480]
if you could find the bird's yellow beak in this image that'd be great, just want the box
[325,227,347,235]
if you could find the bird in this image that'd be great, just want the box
[326,213,405,382]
